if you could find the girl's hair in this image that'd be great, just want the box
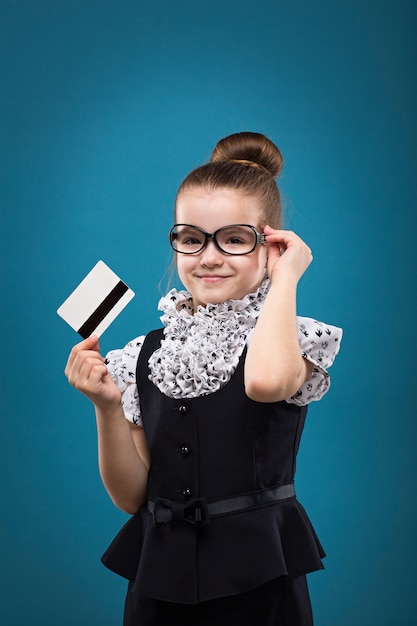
[176,131,283,228]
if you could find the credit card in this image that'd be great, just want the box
[57,260,135,338]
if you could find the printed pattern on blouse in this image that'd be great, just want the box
[105,280,342,426]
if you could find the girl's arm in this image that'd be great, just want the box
[244,227,314,403]
[65,336,149,514]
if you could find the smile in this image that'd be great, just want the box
[198,275,231,283]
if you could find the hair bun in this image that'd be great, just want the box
[211,131,283,178]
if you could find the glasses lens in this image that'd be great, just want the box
[170,225,206,253]
[215,225,257,254]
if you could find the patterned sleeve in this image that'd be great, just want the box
[104,336,145,426]
[287,317,343,406]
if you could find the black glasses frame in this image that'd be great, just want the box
[169,223,267,256]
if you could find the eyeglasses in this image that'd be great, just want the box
[169,224,266,256]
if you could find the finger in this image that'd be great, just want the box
[263,229,290,257]
[65,345,104,381]
[72,351,105,380]
[65,335,101,372]
[264,226,296,236]
[76,334,101,353]
[264,228,302,244]
[265,230,311,258]
[73,357,108,390]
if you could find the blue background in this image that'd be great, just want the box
[1,0,416,624]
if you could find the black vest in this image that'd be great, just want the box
[102,329,325,604]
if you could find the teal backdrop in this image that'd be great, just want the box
[1,1,416,624]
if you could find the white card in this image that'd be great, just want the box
[57,261,135,337]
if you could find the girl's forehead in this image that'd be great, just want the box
[176,188,262,226]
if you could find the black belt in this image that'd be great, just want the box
[147,483,295,527]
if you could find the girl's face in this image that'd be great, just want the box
[175,188,268,309]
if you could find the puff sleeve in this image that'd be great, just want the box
[105,336,145,426]
[287,317,343,406]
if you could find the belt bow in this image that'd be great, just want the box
[150,497,210,527]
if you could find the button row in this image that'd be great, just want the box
[177,404,191,500]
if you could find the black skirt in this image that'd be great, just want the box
[123,575,313,626]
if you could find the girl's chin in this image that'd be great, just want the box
[191,286,259,309]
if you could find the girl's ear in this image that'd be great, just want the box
[263,246,269,277]
[264,243,269,271]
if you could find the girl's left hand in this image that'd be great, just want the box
[264,225,313,282]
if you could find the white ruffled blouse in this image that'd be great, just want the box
[106,280,342,426]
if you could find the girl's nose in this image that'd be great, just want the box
[199,239,224,266]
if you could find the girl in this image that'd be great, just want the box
[65,131,342,625]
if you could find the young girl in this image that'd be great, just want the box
[65,131,342,625]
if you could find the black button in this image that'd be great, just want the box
[181,446,191,457]
[178,405,188,415]
[182,488,192,498]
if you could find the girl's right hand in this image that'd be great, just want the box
[65,335,122,409]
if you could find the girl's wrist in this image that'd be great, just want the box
[268,266,300,289]
[95,399,124,421]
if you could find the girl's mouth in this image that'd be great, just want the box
[198,275,230,283]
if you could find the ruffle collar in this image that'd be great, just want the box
[147,280,270,398]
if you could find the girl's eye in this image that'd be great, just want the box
[183,236,202,246]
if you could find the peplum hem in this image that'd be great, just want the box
[101,495,325,605]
